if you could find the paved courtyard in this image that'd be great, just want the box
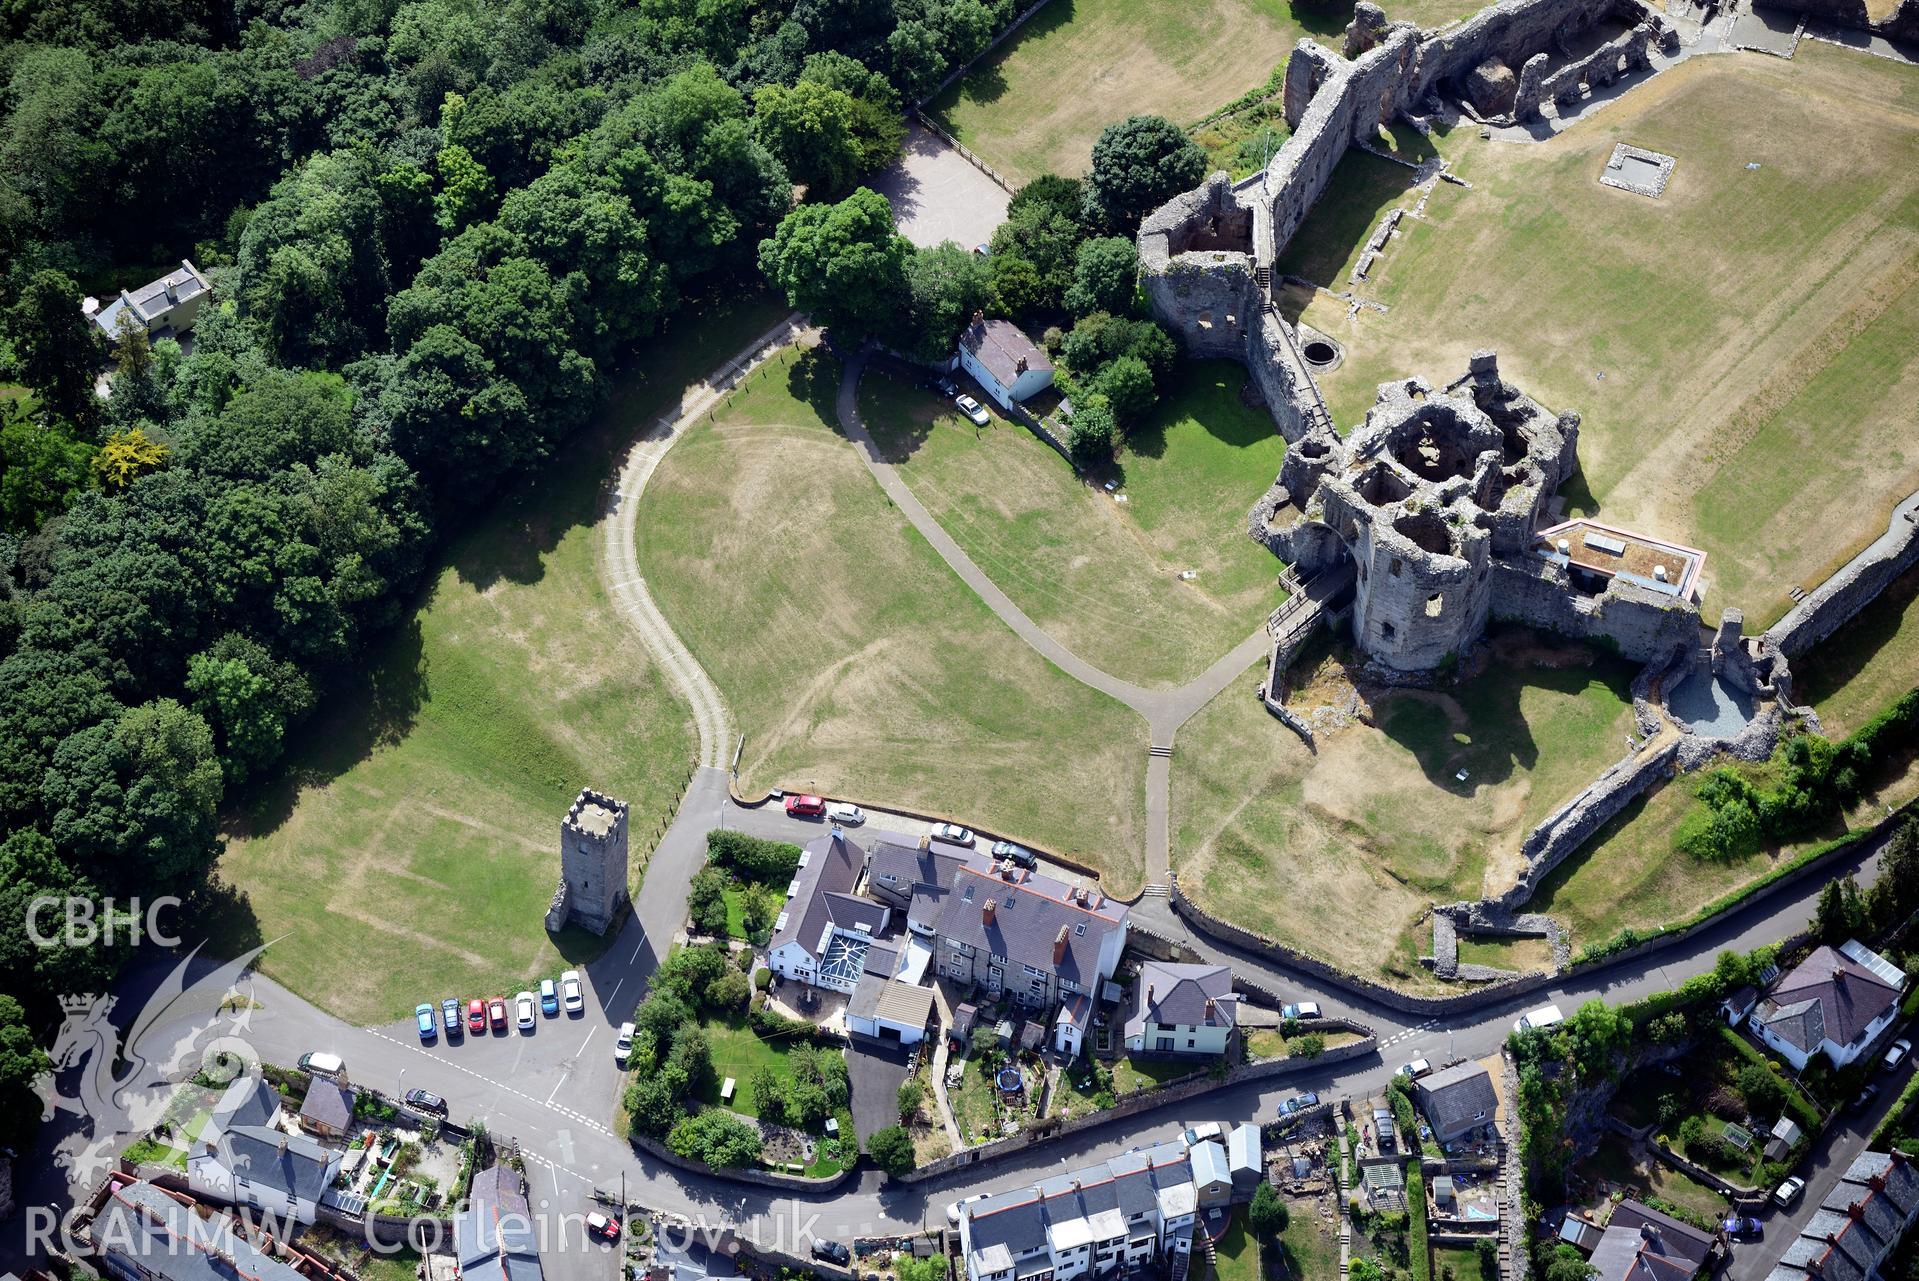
[871,123,1011,250]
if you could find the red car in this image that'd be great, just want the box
[488,996,509,1032]
[467,998,486,1034]
[784,794,826,817]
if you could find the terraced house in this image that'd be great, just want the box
[932,859,1129,1015]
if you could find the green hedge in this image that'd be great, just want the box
[1407,1164,1432,1281]
[1716,1026,1822,1130]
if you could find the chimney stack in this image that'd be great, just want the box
[1204,998,1217,1022]
[983,898,997,925]
[1054,925,1069,963]
[1146,984,1155,1008]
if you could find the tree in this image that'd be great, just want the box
[707,830,804,881]
[897,1075,925,1121]
[669,1024,715,1096]
[704,969,750,1011]
[625,1065,690,1137]
[667,1109,763,1167]
[1867,818,1919,933]
[753,81,864,198]
[1736,1062,1786,1115]
[185,650,284,784]
[92,428,168,490]
[740,883,777,937]
[1815,877,1865,944]
[1544,1245,1596,1281]
[1082,115,1208,233]
[1096,354,1156,427]
[797,52,907,174]
[988,253,1045,318]
[0,828,119,1007]
[1475,1237,1499,1280]
[0,416,94,532]
[969,1022,1000,1059]
[0,994,50,1149]
[1064,237,1139,317]
[1351,1260,1386,1281]
[688,866,731,936]
[1247,1181,1289,1237]
[758,188,911,341]
[1067,395,1117,468]
[869,1124,915,1177]
[750,1064,786,1122]
[3,270,99,422]
[905,242,993,359]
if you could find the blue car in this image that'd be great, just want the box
[441,998,462,1039]
[539,977,560,1017]
[415,1003,437,1041]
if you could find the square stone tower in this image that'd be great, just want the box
[546,789,630,936]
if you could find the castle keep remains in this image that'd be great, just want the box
[545,788,631,936]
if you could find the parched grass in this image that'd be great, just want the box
[638,345,1148,887]
[1276,1215,1342,1281]
[1795,564,1919,737]
[1115,1054,1202,1094]
[1533,741,1919,955]
[926,0,1352,187]
[1293,45,1919,627]
[213,291,789,1024]
[1578,1141,1729,1222]
[1274,149,1425,287]
[1172,629,1634,984]
[1453,934,1556,973]
[1246,1028,1363,1059]
[859,364,1284,687]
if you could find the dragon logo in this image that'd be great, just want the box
[35,942,271,1187]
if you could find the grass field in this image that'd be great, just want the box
[1579,1142,1729,1223]
[1795,564,1919,736]
[1171,628,1633,983]
[1453,933,1555,972]
[1432,1245,1492,1281]
[1211,1216,1262,1281]
[637,345,1149,885]
[1289,44,1919,628]
[1532,737,1919,954]
[926,0,1349,188]
[1277,1215,1341,1281]
[859,362,1285,687]
[212,291,790,1024]
[694,1014,800,1118]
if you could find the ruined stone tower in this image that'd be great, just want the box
[544,789,630,936]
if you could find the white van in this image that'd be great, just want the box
[299,1051,346,1078]
[1514,1004,1565,1035]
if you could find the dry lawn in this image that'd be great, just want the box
[927,0,1354,187]
[636,346,1149,887]
[214,294,791,1023]
[1171,629,1633,982]
[1292,43,1919,629]
[859,365,1284,688]
[1794,563,1919,737]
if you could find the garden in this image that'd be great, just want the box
[685,830,806,946]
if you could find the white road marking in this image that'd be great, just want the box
[365,1028,614,1135]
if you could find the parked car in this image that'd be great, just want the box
[935,376,958,397]
[468,998,487,1033]
[930,822,974,846]
[488,996,509,1031]
[784,793,826,817]
[1400,1058,1433,1079]
[1722,1215,1762,1238]
[811,1240,851,1267]
[515,991,537,1030]
[1884,1039,1912,1072]
[1515,1003,1565,1035]
[991,839,1037,868]
[1773,1176,1807,1209]
[441,998,463,1038]
[971,244,990,257]
[405,1088,448,1115]
[826,802,866,825]
[955,394,989,426]
[586,1213,622,1243]
[1282,1002,1322,1020]
[561,970,584,1014]
[1279,1092,1319,1115]
[946,1194,988,1226]
[415,1003,438,1042]
[615,1022,636,1064]
[539,977,560,1016]
[1854,1082,1881,1113]
[298,1051,345,1078]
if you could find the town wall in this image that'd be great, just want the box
[1751,0,1919,41]
[1764,490,1919,659]
[1487,558,1701,662]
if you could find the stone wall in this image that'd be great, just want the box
[1754,0,1919,41]
[897,1032,1378,1182]
[1764,489,1919,659]
[1527,23,1653,118]
[1488,558,1701,662]
[1487,739,1679,910]
[629,1131,859,1191]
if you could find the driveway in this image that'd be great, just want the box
[870,122,1011,250]
[846,1038,915,1144]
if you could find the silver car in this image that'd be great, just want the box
[955,395,989,426]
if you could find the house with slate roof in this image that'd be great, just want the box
[957,1139,1201,1281]
[1415,1062,1500,1144]
[1764,1151,1919,1281]
[1123,962,1238,1058]
[186,1123,341,1226]
[958,316,1054,413]
[86,261,213,343]
[1750,941,1905,1071]
[767,829,892,994]
[456,1165,545,1281]
[297,1078,355,1139]
[89,1179,330,1281]
[1588,1200,1716,1281]
[932,858,1128,1024]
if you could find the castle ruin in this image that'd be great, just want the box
[544,788,631,936]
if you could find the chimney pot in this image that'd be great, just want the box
[1054,925,1069,963]
[983,898,997,924]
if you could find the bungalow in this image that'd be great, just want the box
[766,829,891,994]
[958,317,1053,413]
[1122,962,1239,1058]
[1750,940,1905,1071]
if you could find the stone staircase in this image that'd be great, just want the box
[1140,884,1171,899]
[1148,744,1174,759]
